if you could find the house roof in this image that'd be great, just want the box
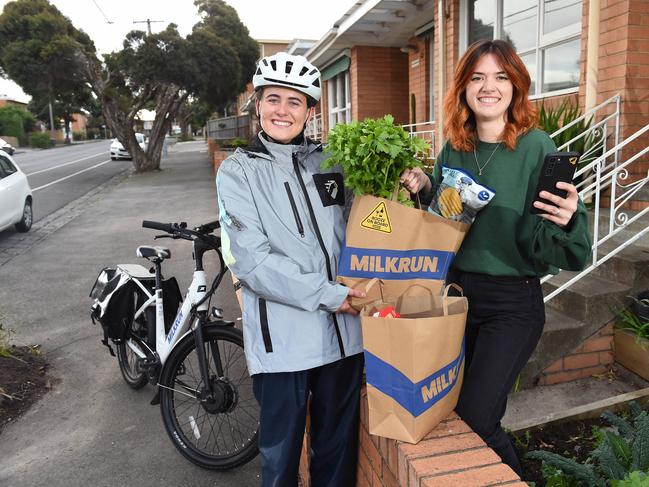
[306,0,435,68]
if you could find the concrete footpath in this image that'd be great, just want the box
[0,142,260,487]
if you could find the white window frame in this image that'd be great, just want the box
[459,0,581,98]
[327,70,351,128]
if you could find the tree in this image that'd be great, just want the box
[0,0,257,172]
[0,0,96,140]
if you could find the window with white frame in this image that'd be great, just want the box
[327,71,351,128]
[463,0,582,97]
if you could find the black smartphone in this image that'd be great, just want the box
[530,151,580,214]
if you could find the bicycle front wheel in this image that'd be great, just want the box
[159,324,259,470]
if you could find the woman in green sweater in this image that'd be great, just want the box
[401,39,591,476]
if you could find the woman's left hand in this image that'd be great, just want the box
[533,182,578,228]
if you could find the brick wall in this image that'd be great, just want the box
[583,0,649,208]
[350,46,409,124]
[407,36,432,126]
[537,323,615,386]
[299,387,526,486]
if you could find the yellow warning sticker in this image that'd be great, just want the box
[361,202,392,233]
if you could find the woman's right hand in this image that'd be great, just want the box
[400,167,432,194]
[336,287,366,316]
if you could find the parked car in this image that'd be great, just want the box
[110,133,147,160]
[0,151,33,233]
[0,138,15,156]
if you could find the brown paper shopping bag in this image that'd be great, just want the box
[361,283,468,443]
[338,194,469,310]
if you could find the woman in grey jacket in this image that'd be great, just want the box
[216,52,365,487]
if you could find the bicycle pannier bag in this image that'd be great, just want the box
[89,267,137,355]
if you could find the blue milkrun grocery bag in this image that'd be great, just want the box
[337,194,469,310]
[360,285,468,443]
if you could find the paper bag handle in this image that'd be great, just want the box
[392,182,423,209]
[391,184,400,202]
[395,283,434,311]
[363,277,385,303]
[442,283,464,316]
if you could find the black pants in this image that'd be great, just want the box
[252,354,364,487]
[448,270,545,476]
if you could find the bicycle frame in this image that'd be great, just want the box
[126,269,208,365]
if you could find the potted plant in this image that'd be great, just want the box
[614,300,649,381]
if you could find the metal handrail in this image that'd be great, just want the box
[542,122,649,302]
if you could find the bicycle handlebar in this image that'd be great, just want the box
[142,220,173,233]
[142,220,221,248]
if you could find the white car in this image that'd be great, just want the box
[0,151,33,233]
[0,138,15,156]
[110,133,148,160]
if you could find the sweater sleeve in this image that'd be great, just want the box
[216,158,349,312]
[524,133,592,272]
[528,199,592,272]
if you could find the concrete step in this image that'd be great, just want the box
[590,244,649,289]
[520,309,593,387]
[543,272,631,323]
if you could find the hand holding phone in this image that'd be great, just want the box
[530,152,579,215]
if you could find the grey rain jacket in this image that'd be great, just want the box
[215,133,363,375]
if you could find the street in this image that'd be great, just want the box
[0,142,261,487]
[13,140,129,224]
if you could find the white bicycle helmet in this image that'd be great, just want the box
[253,52,321,105]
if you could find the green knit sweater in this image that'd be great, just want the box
[423,129,591,277]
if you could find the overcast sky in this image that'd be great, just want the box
[0,0,356,103]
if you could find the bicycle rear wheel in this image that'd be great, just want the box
[116,301,150,390]
[116,339,148,390]
[159,324,259,470]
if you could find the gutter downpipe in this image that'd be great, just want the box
[437,0,446,146]
[584,0,600,113]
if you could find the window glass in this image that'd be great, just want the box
[542,38,580,92]
[503,0,537,51]
[468,0,496,45]
[519,52,537,94]
[328,71,351,129]
[543,0,582,34]
[0,155,16,175]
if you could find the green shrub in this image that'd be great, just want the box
[527,402,649,486]
[538,100,602,169]
[29,132,53,149]
[72,130,86,141]
[0,106,36,140]
[0,111,24,140]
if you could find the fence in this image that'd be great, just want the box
[206,114,251,141]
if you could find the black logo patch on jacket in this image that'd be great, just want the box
[313,173,345,207]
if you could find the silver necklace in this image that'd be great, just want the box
[473,142,501,176]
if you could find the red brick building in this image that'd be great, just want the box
[306,0,649,203]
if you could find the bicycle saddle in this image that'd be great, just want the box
[137,245,171,260]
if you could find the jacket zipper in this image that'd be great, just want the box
[258,297,273,353]
[284,182,305,238]
[292,154,346,358]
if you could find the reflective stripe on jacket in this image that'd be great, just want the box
[216,134,363,374]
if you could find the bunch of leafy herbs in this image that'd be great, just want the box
[322,115,429,207]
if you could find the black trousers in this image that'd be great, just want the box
[252,353,364,487]
[448,270,545,476]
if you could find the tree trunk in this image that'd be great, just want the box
[81,53,187,172]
